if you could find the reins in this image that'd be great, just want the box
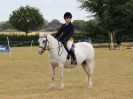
[39,36,64,56]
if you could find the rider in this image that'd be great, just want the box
[55,12,77,65]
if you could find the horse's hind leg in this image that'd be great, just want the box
[82,59,94,88]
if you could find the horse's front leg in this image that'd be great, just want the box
[49,64,55,89]
[58,63,64,89]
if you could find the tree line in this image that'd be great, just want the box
[78,0,133,46]
[0,0,133,44]
[0,19,62,32]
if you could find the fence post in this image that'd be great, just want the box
[7,37,12,57]
[109,32,116,50]
[29,40,33,55]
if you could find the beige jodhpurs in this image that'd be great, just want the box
[66,38,73,51]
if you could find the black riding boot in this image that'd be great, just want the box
[63,44,70,59]
[69,49,77,65]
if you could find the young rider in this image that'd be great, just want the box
[55,12,77,65]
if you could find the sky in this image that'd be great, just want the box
[0,0,91,23]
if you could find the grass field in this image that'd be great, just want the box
[0,47,133,99]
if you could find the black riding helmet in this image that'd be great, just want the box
[64,12,72,19]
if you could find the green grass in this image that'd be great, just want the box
[0,47,133,99]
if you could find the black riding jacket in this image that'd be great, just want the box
[55,23,75,43]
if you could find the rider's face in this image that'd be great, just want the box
[65,17,72,24]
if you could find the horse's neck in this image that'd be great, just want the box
[47,34,67,57]
[47,34,59,48]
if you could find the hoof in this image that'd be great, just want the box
[88,83,93,88]
[50,84,55,89]
[88,85,92,88]
[60,85,64,89]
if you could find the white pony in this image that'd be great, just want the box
[38,32,94,89]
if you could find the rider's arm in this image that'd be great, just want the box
[62,25,74,43]
[55,24,64,38]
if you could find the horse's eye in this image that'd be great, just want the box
[43,40,45,43]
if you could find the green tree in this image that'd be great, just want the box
[125,0,133,34]
[78,0,132,32]
[46,19,62,31]
[0,21,13,31]
[9,5,44,35]
[78,0,133,47]
[72,20,86,31]
[84,19,101,35]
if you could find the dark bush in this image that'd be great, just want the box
[0,34,39,46]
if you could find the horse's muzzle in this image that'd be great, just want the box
[38,48,45,55]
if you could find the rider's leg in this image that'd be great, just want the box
[63,43,70,59]
[67,40,77,65]
[69,48,77,65]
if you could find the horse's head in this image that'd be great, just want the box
[38,32,49,55]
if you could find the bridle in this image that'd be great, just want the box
[39,36,49,51]
[39,36,64,56]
